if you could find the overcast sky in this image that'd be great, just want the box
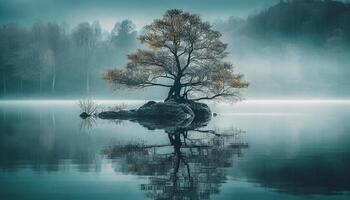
[0,0,282,30]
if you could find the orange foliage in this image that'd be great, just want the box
[103,70,115,83]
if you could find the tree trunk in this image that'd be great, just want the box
[51,111,56,132]
[173,133,182,177]
[2,72,6,96]
[2,108,7,124]
[166,75,182,101]
[51,64,56,92]
[20,79,23,95]
[166,87,175,101]
[86,68,90,94]
[174,81,181,99]
[39,71,42,94]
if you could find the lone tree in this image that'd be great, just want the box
[104,9,248,102]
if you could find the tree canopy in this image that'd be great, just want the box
[104,9,248,102]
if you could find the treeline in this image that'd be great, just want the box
[213,0,350,98]
[246,0,350,46]
[0,20,137,98]
[217,0,350,47]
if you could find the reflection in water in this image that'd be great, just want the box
[1,102,350,200]
[0,105,100,172]
[103,117,248,199]
[80,117,97,133]
[237,147,350,196]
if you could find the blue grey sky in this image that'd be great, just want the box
[0,0,281,30]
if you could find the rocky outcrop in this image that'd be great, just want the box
[185,100,211,121]
[98,101,194,120]
[137,101,194,120]
[97,100,211,131]
[79,112,91,119]
[98,110,137,119]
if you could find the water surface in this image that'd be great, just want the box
[0,100,349,200]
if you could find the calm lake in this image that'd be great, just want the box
[0,100,349,200]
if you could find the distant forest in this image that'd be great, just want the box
[0,20,138,98]
[1,0,350,98]
[216,0,350,98]
[238,0,350,46]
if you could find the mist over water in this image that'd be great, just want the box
[0,100,350,199]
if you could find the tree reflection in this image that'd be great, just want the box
[79,116,97,133]
[103,121,248,200]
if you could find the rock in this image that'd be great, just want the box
[96,100,213,133]
[98,101,196,132]
[138,101,156,109]
[165,98,212,120]
[185,100,212,121]
[136,101,194,121]
[96,100,216,134]
[98,101,195,121]
[98,110,136,119]
[80,112,91,119]
[96,100,212,121]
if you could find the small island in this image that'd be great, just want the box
[83,9,248,124]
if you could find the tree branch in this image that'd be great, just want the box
[141,82,173,88]
[191,93,237,101]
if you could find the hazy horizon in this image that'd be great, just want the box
[0,0,282,30]
[1,0,350,100]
